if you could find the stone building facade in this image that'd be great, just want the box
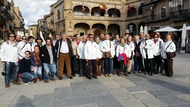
[39,0,190,37]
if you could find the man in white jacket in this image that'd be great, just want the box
[77,35,87,77]
[84,34,99,79]
[0,33,21,88]
[140,34,154,76]
[100,34,115,77]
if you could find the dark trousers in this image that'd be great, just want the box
[79,59,86,76]
[86,60,97,77]
[164,59,173,76]
[104,58,112,74]
[120,61,127,73]
[153,55,161,73]
[71,55,76,75]
[144,58,154,74]
[134,57,143,71]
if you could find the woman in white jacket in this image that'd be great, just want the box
[126,36,135,74]
[77,35,87,77]
[140,34,154,76]
[116,38,130,76]
[161,34,176,77]
[84,34,99,79]
[100,34,115,77]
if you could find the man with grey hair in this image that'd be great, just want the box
[55,33,74,79]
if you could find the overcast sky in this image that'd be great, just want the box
[14,0,57,28]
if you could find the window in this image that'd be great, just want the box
[161,5,166,18]
[57,9,60,19]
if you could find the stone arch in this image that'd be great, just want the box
[73,5,90,16]
[92,23,106,36]
[127,7,137,17]
[107,8,120,17]
[127,23,137,36]
[74,23,90,36]
[108,24,120,36]
[91,7,106,16]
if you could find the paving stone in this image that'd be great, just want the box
[108,87,128,94]
[65,103,99,107]
[119,99,146,107]
[84,78,101,85]
[54,87,72,100]
[71,81,87,88]
[113,93,136,100]
[101,81,121,89]
[148,90,173,97]
[125,86,146,92]
[73,96,95,105]
[32,100,53,107]
[177,94,190,102]
[157,95,189,105]
[132,91,167,107]
[33,94,54,102]
[9,103,32,107]
[53,98,75,107]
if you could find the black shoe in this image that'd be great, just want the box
[92,75,97,79]
[127,72,131,74]
[68,76,73,79]
[86,76,92,79]
[72,74,76,77]
[59,77,63,80]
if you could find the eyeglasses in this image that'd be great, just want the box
[89,37,93,38]
[22,38,26,40]
[9,36,15,38]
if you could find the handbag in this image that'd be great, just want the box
[166,52,176,59]
[103,41,112,58]
[117,54,124,61]
[166,42,176,59]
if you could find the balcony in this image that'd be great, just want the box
[3,9,15,20]
[74,15,122,21]
[170,9,188,21]
[144,12,170,23]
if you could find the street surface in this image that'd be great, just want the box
[0,53,190,107]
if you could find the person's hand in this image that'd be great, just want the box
[96,58,99,61]
[1,61,5,65]
[164,50,168,52]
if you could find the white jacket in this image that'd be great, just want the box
[18,41,28,59]
[77,42,85,59]
[126,41,135,58]
[152,39,164,56]
[97,43,103,59]
[161,41,176,59]
[84,41,99,60]
[100,40,115,58]
[0,41,18,62]
[26,42,35,52]
[140,39,154,59]
[116,44,130,57]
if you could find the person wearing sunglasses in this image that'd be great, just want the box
[0,33,21,88]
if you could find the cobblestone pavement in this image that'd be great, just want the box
[0,53,190,107]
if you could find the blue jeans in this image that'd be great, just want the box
[43,63,56,81]
[31,66,42,79]
[20,72,34,83]
[104,58,112,74]
[4,62,18,84]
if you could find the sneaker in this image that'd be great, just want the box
[108,74,111,77]
[24,83,29,86]
[44,80,49,83]
[12,80,21,85]
[50,78,55,81]
[92,75,97,79]
[39,77,43,81]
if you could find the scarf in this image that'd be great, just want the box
[120,43,125,47]
[33,51,41,67]
[154,39,158,44]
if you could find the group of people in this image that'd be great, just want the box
[0,31,176,88]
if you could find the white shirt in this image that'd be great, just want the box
[60,40,69,53]
[116,44,130,57]
[161,41,176,59]
[126,41,135,58]
[0,41,18,62]
[26,42,35,52]
[84,41,99,60]
[152,39,164,56]
[18,41,27,59]
[100,40,115,58]
[77,42,85,59]
[140,39,154,59]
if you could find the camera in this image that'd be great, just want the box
[1,72,6,76]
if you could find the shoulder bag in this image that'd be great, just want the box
[166,42,176,59]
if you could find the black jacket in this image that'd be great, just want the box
[55,38,73,58]
[19,58,31,74]
[40,45,57,64]
[134,41,142,58]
